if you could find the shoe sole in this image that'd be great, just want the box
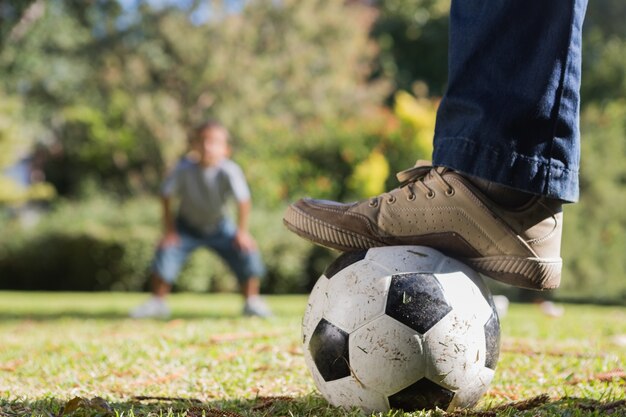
[465,256,561,290]
[284,205,561,290]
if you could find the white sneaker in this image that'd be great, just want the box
[243,296,273,318]
[129,297,171,319]
[492,295,510,318]
[539,300,564,318]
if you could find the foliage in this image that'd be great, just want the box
[347,148,390,197]
[581,0,626,103]
[0,0,387,196]
[0,178,55,205]
[0,293,624,416]
[559,101,626,304]
[242,92,437,208]
[0,195,323,294]
[0,197,159,291]
[0,92,26,170]
[0,89,56,204]
[385,90,436,177]
[0,1,39,46]
[0,0,625,304]
[371,0,451,97]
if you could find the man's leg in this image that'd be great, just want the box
[284,0,589,290]
[434,0,588,202]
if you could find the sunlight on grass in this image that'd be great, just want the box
[0,292,624,416]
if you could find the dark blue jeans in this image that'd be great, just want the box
[433,0,588,203]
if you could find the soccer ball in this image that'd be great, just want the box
[302,246,500,413]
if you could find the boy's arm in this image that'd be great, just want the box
[234,199,257,252]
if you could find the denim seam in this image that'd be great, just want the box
[544,3,577,195]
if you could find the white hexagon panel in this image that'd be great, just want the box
[322,376,389,414]
[302,275,330,347]
[350,315,426,395]
[423,311,490,395]
[365,246,445,274]
[435,271,494,325]
[324,260,392,333]
[447,366,495,411]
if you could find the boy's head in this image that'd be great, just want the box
[191,120,230,166]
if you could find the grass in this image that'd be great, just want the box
[0,291,624,417]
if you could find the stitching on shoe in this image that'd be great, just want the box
[300,203,380,236]
[526,201,560,245]
[386,204,506,253]
[290,205,381,243]
[446,176,533,254]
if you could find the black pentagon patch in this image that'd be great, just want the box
[323,251,367,278]
[484,312,501,370]
[309,318,350,381]
[385,273,452,334]
[388,377,455,411]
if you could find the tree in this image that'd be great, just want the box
[371,0,450,97]
[0,0,388,197]
[581,0,626,104]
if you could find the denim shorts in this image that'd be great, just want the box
[152,218,265,284]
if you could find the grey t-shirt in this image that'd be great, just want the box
[161,158,251,234]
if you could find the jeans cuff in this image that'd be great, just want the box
[433,137,579,202]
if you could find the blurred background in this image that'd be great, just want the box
[0,0,624,304]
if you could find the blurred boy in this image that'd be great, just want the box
[130,120,271,318]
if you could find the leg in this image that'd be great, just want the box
[241,276,261,299]
[434,0,588,202]
[240,276,272,317]
[284,0,589,290]
[209,220,272,317]
[130,231,198,318]
[151,273,172,298]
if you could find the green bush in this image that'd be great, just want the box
[559,101,626,304]
[0,196,326,294]
[0,197,159,291]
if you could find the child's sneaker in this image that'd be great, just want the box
[243,296,273,318]
[129,297,171,319]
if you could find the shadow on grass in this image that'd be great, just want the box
[0,311,256,321]
[0,395,339,417]
[1,394,624,417]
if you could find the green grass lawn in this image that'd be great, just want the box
[0,292,624,417]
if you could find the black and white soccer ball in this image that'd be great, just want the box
[302,246,500,413]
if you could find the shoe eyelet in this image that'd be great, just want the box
[426,191,435,199]
[407,193,416,202]
[445,188,455,197]
[387,195,396,204]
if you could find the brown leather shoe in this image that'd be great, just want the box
[284,163,563,290]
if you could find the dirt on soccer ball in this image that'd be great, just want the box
[301,246,500,413]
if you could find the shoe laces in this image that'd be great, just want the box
[369,161,454,206]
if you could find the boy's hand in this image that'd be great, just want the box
[160,230,180,248]
[234,230,257,252]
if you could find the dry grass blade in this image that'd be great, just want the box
[576,399,626,414]
[449,394,550,417]
[566,368,626,384]
[251,396,295,411]
[132,395,203,403]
